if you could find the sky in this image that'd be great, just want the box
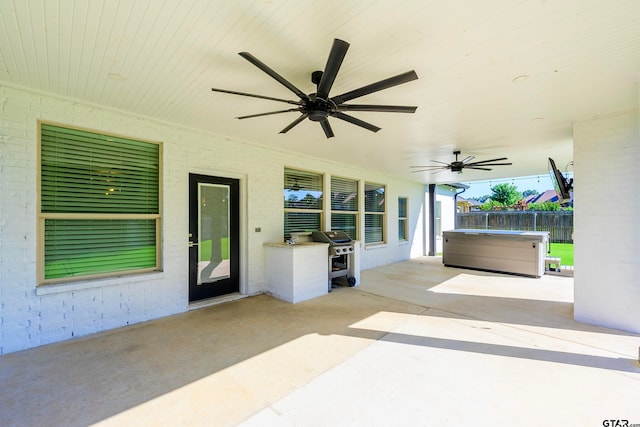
[458,174,556,199]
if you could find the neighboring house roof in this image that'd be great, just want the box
[457,197,480,206]
[525,189,559,204]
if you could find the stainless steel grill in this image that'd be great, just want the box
[312,230,356,288]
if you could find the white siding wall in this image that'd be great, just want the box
[573,106,640,333]
[0,85,426,354]
[435,186,457,254]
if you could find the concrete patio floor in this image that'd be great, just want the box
[1,257,638,426]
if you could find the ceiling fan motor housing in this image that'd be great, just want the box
[309,109,328,121]
[451,162,464,172]
[307,97,333,121]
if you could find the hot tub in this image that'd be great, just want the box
[442,229,550,277]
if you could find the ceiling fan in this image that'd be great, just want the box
[411,150,513,174]
[211,38,418,138]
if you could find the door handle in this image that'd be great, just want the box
[189,241,198,247]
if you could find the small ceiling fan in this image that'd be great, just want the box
[411,150,512,174]
[211,38,419,138]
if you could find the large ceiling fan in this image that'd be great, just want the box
[211,39,419,138]
[411,150,513,174]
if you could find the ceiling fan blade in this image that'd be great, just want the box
[429,160,453,166]
[337,104,417,113]
[465,166,493,171]
[316,39,350,100]
[320,119,335,138]
[236,108,300,120]
[468,162,512,166]
[211,88,302,105]
[466,157,508,165]
[462,156,475,164]
[409,163,449,168]
[280,113,308,134]
[431,168,449,175]
[238,52,309,101]
[333,112,381,132]
[331,70,419,104]
[411,167,447,172]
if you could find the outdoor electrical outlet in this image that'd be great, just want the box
[255,227,261,232]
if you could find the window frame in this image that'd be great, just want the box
[330,175,359,240]
[398,197,408,242]
[283,167,324,240]
[37,121,163,285]
[364,181,386,246]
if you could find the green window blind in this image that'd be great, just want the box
[365,213,384,244]
[331,213,357,240]
[44,219,157,279]
[40,123,161,283]
[41,125,159,214]
[284,212,322,239]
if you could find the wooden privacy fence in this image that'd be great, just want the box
[456,211,574,243]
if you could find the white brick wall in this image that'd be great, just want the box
[0,85,427,354]
[573,107,640,333]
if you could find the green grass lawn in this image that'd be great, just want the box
[548,243,573,266]
[199,238,230,262]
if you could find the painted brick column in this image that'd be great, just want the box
[573,98,640,333]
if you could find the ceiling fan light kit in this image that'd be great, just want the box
[211,38,419,138]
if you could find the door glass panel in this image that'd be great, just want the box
[198,183,230,285]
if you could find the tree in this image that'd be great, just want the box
[522,189,539,197]
[528,201,562,211]
[490,183,522,205]
[479,199,504,211]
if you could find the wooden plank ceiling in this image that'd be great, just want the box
[1,0,639,183]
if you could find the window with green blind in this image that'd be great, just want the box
[38,122,161,284]
[284,168,323,239]
[331,176,358,240]
[364,182,385,244]
[398,197,408,241]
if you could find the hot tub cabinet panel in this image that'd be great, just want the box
[442,230,549,277]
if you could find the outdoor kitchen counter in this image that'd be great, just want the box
[263,242,328,248]
[263,242,329,303]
